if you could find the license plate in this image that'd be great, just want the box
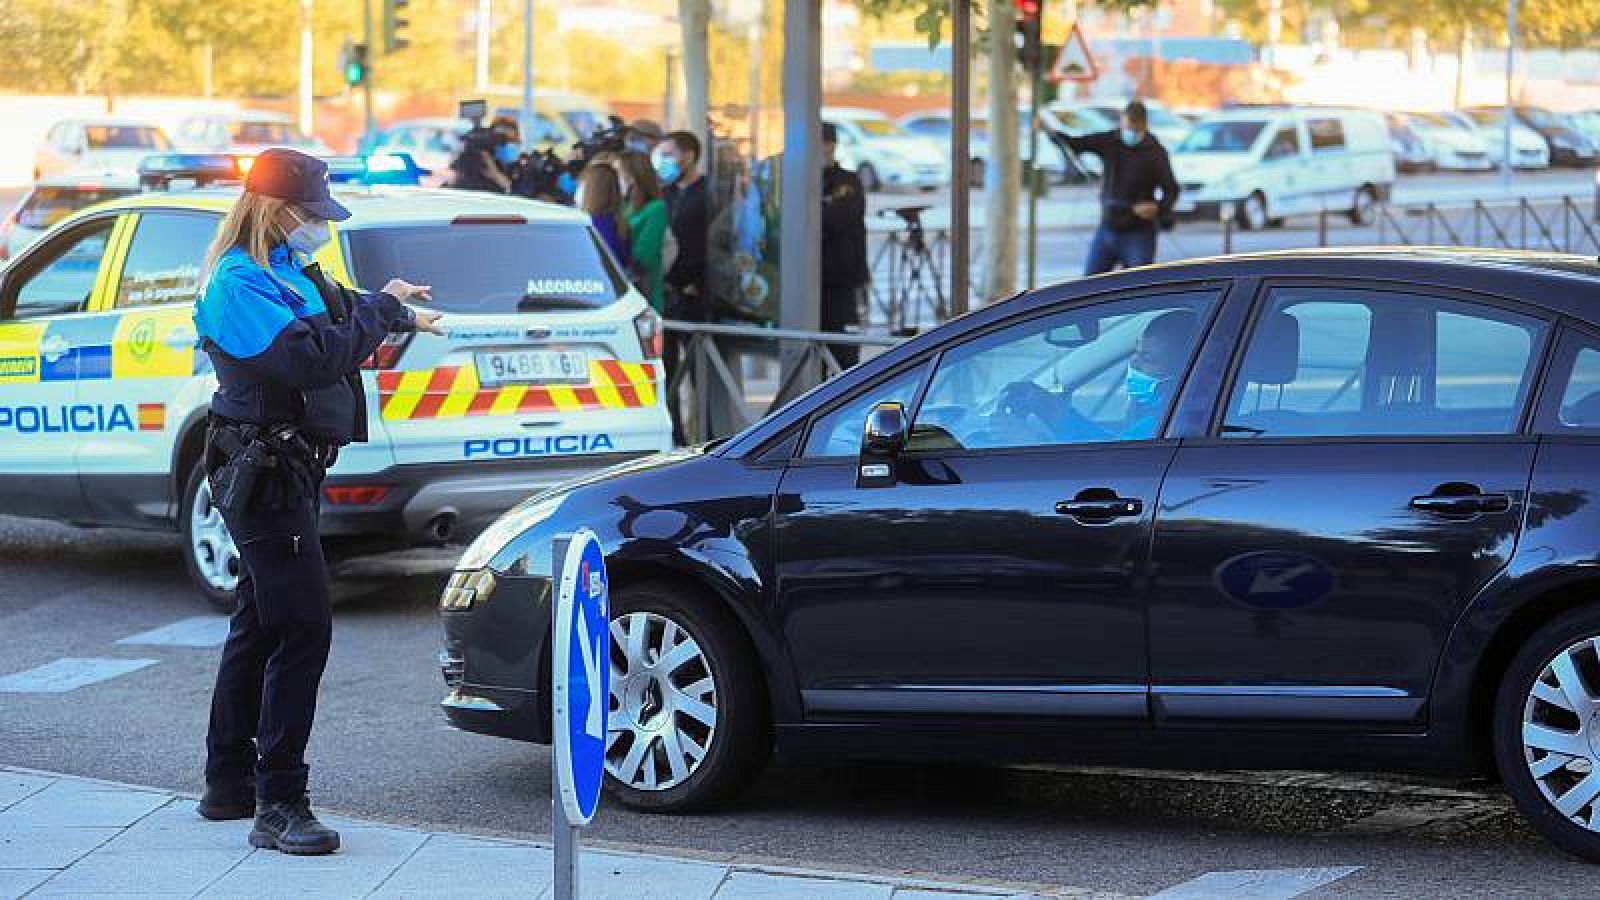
[474,350,588,385]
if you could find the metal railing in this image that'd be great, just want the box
[663,320,901,444]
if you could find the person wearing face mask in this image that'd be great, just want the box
[447,125,512,194]
[1059,100,1180,275]
[191,148,444,856]
[653,131,708,445]
[997,309,1197,443]
[577,162,632,269]
[618,151,670,312]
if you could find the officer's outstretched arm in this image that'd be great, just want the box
[214,275,409,388]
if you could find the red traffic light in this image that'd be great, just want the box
[1014,0,1042,21]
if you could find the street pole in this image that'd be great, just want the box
[476,0,491,93]
[1501,0,1516,192]
[522,0,534,152]
[1026,33,1042,289]
[298,0,314,137]
[362,0,375,141]
[951,0,971,317]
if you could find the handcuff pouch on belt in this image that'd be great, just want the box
[206,418,328,515]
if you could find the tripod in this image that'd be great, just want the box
[867,205,949,336]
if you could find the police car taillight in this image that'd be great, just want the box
[323,485,391,506]
[633,308,663,359]
[362,332,412,369]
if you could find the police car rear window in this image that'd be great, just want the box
[18,187,138,229]
[342,222,627,313]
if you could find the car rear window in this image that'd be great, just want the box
[342,221,628,314]
[84,126,170,150]
[17,186,138,229]
[231,122,306,144]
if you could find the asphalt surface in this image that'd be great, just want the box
[3,514,1600,898]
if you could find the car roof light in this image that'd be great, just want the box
[137,153,248,191]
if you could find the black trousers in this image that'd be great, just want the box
[204,492,332,804]
[821,285,863,371]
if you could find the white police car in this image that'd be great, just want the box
[0,155,670,605]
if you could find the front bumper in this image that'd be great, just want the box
[440,572,556,743]
[319,453,649,543]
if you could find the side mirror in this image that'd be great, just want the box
[858,401,907,488]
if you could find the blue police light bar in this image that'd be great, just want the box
[323,153,430,186]
[137,153,252,191]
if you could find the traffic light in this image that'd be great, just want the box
[1015,0,1043,71]
[339,41,369,87]
[382,0,410,54]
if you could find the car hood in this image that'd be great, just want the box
[1171,152,1251,183]
[866,137,946,165]
[525,443,719,508]
[1420,127,1486,151]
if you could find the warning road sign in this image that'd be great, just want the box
[1049,23,1098,83]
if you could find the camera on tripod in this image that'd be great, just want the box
[881,205,932,228]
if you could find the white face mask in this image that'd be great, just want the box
[285,219,331,256]
[573,184,588,210]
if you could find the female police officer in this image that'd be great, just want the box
[192,148,442,855]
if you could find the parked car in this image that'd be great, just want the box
[1570,110,1600,152]
[440,245,1600,865]
[1384,113,1435,173]
[482,91,615,155]
[1077,101,1193,149]
[0,173,139,263]
[1171,108,1394,229]
[32,118,173,182]
[897,110,1082,185]
[1039,103,1115,177]
[1395,112,1494,172]
[1456,109,1552,169]
[174,110,331,156]
[1503,106,1599,168]
[364,118,468,187]
[822,107,949,192]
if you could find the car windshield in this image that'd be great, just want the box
[561,110,601,139]
[84,126,170,150]
[853,119,905,138]
[16,185,138,229]
[1408,112,1454,129]
[1048,107,1114,132]
[230,121,309,144]
[1178,120,1266,153]
[1517,108,1559,127]
[1466,109,1503,126]
[343,222,629,314]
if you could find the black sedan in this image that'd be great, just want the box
[440,248,1600,860]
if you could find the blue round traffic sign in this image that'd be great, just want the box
[553,529,609,824]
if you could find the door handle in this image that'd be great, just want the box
[1055,497,1143,520]
[1410,491,1511,516]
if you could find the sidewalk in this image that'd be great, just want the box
[0,767,1090,900]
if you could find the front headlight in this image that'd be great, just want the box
[455,493,567,572]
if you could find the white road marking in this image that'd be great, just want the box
[0,658,159,693]
[1149,866,1362,899]
[115,616,230,648]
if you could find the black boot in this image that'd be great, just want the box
[248,795,340,855]
[198,782,256,821]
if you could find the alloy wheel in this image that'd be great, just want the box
[189,477,240,594]
[606,611,718,792]
[1522,636,1600,830]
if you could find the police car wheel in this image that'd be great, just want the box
[180,461,240,610]
[603,581,770,813]
[1494,606,1600,863]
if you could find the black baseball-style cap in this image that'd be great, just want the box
[243,147,351,221]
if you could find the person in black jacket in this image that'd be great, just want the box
[821,122,868,369]
[655,130,708,444]
[192,149,443,855]
[1061,101,1180,275]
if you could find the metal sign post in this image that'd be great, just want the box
[551,529,610,900]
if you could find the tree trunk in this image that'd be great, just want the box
[982,0,1019,302]
[678,0,711,155]
[1453,26,1470,109]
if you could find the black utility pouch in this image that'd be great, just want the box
[209,442,276,516]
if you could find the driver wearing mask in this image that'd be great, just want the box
[998,309,1197,444]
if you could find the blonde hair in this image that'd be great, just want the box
[203,192,294,279]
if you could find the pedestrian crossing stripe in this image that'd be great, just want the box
[375,360,658,421]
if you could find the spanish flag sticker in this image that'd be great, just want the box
[137,403,166,432]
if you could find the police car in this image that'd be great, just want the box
[0,155,671,605]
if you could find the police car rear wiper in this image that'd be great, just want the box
[518,295,599,311]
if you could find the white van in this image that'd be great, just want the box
[1171,108,1395,230]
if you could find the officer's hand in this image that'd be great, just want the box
[1133,201,1159,220]
[383,279,432,303]
[409,307,446,336]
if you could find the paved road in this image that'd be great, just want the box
[3,515,1598,897]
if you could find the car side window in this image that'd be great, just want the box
[115,213,219,309]
[1308,118,1345,152]
[1223,287,1547,438]
[802,361,931,458]
[909,291,1218,452]
[6,220,115,321]
[1265,127,1300,160]
[1542,332,1600,432]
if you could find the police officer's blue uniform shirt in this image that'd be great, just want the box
[195,244,410,445]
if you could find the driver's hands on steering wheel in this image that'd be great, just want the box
[997,381,1061,423]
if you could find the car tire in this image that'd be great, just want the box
[179,460,240,611]
[857,163,880,193]
[1238,191,1269,231]
[1349,185,1379,226]
[1492,605,1600,863]
[603,580,771,813]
